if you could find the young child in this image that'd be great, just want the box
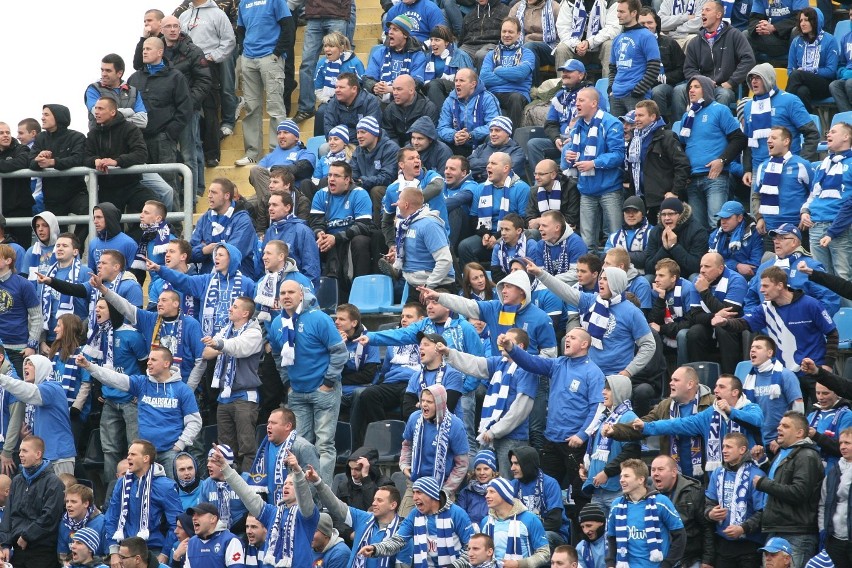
[312,125,354,185]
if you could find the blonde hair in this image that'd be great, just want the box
[322,31,351,51]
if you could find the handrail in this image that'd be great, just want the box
[0,163,194,237]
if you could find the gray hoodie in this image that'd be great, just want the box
[177,0,236,62]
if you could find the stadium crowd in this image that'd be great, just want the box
[0,0,851,567]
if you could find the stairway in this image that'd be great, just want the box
[202,1,385,214]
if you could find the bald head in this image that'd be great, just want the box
[699,251,726,283]
[392,74,417,106]
[161,15,182,44]
[142,37,165,65]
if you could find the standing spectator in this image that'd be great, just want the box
[708,200,763,278]
[644,197,709,278]
[479,17,535,131]
[508,0,561,82]
[459,0,511,68]
[0,123,34,248]
[364,17,427,103]
[190,178,257,277]
[0,436,65,568]
[785,8,838,114]
[321,73,381,142]
[234,0,293,167]
[554,0,621,74]
[185,502,244,567]
[818,426,852,566]
[0,243,43,374]
[350,116,401,224]
[608,0,661,118]
[748,0,808,65]
[382,75,440,149]
[88,205,140,270]
[637,8,685,124]
[437,69,501,156]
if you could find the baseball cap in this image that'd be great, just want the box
[416,332,446,346]
[717,200,745,219]
[187,503,220,517]
[619,110,636,124]
[768,223,802,241]
[760,537,792,555]
[558,59,586,73]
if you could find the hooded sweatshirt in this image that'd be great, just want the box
[190,200,257,277]
[88,203,140,269]
[0,137,36,215]
[23,211,60,281]
[177,0,237,62]
[28,104,87,202]
[437,80,502,146]
[83,111,148,192]
[174,451,203,510]
[313,530,349,568]
[509,446,571,539]
[788,8,838,78]
[396,206,455,287]
[0,354,75,461]
[540,223,588,279]
[382,93,440,148]
[263,215,321,286]
[407,117,453,173]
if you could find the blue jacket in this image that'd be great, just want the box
[365,42,427,88]
[564,112,624,196]
[351,134,400,190]
[313,52,366,92]
[838,30,852,79]
[469,138,527,182]
[754,153,813,230]
[424,44,474,83]
[190,205,257,277]
[257,143,317,184]
[480,44,535,100]
[788,9,838,79]
[438,80,502,146]
[264,217,321,286]
[708,218,764,271]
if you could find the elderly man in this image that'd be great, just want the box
[437,68,501,156]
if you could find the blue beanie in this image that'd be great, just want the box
[328,125,350,144]
[488,478,515,505]
[277,119,300,138]
[356,116,381,137]
[489,116,513,135]
[412,476,442,501]
[474,449,498,472]
[209,444,234,465]
[71,527,101,554]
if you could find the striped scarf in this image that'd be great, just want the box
[425,46,456,82]
[162,281,196,318]
[570,0,605,40]
[612,219,651,252]
[809,404,849,434]
[497,303,522,335]
[87,273,124,342]
[744,358,784,401]
[672,0,696,15]
[255,269,284,322]
[583,293,621,349]
[412,402,454,482]
[517,470,546,514]
[412,509,460,568]
[812,150,852,201]
[589,400,632,462]
[707,399,745,471]
[82,320,115,369]
[41,258,80,330]
[63,504,95,532]
[628,118,664,193]
[492,40,523,67]
[321,53,354,100]
[477,177,515,231]
[418,363,446,392]
[715,461,754,527]
[113,464,156,541]
[215,481,232,527]
[132,220,171,271]
[613,494,664,567]
[759,153,788,215]
[710,219,752,254]
[54,352,82,408]
[201,270,244,336]
[700,272,730,313]
[479,359,518,435]
[679,100,704,138]
[248,431,297,501]
[210,203,235,237]
[495,234,527,273]
[543,227,576,275]
[264,504,298,566]
[482,514,525,562]
[554,88,580,132]
[353,515,401,568]
[662,283,686,348]
[536,179,562,213]
[670,394,704,476]
[801,32,825,73]
[394,206,425,271]
[24,402,35,432]
[568,110,605,176]
[747,90,776,148]
[762,301,799,371]
[211,320,251,398]
[151,316,185,368]
[515,0,559,48]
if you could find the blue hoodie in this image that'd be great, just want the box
[264,217,321,286]
[438,80,502,146]
[563,112,625,196]
[386,0,448,43]
[190,203,257,278]
[788,9,838,80]
[837,30,852,79]
[480,43,535,100]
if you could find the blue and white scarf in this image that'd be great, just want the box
[380,48,414,101]
[612,219,651,252]
[482,515,524,562]
[425,44,457,83]
[151,316,185,368]
[670,394,704,476]
[747,89,776,148]
[413,509,460,567]
[809,403,849,434]
[801,32,825,73]
[710,219,752,253]
[264,504,298,566]
[679,99,704,138]
[320,52,356,100]
[41,258,81,330]
[210,202,235,237]
[536,179,562,213]
[495,234,527,273]
[113,464,156,541]
[248,431,297,501]
[707,399,745,471]
[568,110,605,175]
[63,504,95,532]
[715,461,754,527]
[613,494,664,568]
[758,153,788,215]
[255,268,285,322]
[479,359,518,436]
[418,363,446,393]
[279,303,302,367]
[477,178,514,231]
[700,271,730,313]
[744,358,784,401]
[353,515,401,568]
[412,399,454,482]
[628,118,664,193]
[812,150,852,200]
[394,206,425,271]
[216,481,232,527]
[24,402,35,432]
[583,292,621,349]
[554,89,580,132]
[87,273,124,342]
[55,351,82,408]
[82,320,115,369]
[132,220,171,271]
[589,400,633,462]
[570,0,605,40]
[201,270,244,336]
[517,470,546,514]
[493,40,524,67]
[211,320,251,398]
[515,0,559,48]
[662,283,686,348]
[672,0,696,16]
[543,229,576,275]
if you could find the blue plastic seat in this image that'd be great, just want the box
[836,308,852,350]
[684,361,720,390]
[306,135,325,158]
[595,78,609,113]
[383,281,409,313]
[734,360,752,381]
[349,274,394,313]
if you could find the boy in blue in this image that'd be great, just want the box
[190,179,257,278]
[87,203,138,272]
[742,335,804,449]
[608,0,661,117]
[479,478,550,566]
[576,505,607,568]
[22,211,58,283]
[364,17,428,102]
[210,446,319,568]
[537,210,588,279]
[37,233,91,345]
[704,432,766,568]
[649,258,701,359]
[68,526,108,568]
[184,502,245,568]
[582,375,640,515]
[401,385,470,495]
[146,239,199,318]
[382,148,449,237]
[0,243,43,375]
[606,459,685,568]
[335,304,381,420]
[508,445,571,547]
[637,374,765,472]
[492,215,543,283]
[311,513,349,568]
[480,18,535,131]
[199,445,248,531]
[708,201,763,276]
[78,347,202,476]
[58,484,107,562]
[131,200,173,289]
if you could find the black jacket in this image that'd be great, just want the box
[127,62,193,140]
[629,127,691,208]
[28,104,88,201]
[524,173,581,230]
[0,461,65,551]
[0,139,36,214]
[657,33,685,87]
[134,35,214,109]
[381,94,440,148]
[663,474,713,565]
[808,269,852,301]
[85,113,149,192]
[509,446,565,533]
[756,439,825,533]
[644,203,709,276]
[684,24,756,87]
[460,0,510,49]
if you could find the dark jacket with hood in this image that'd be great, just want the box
[460,0,510,49]
[660,474,713,565]
[29,104,88,202]
[684,22,755,88]
[84,112,149,192]
[756,438,825,534]
[510,446,565,534]
[628,125,691,208]
[323,87,383,141]
[0,459,65,552]
[127,61,194,140]
[407,117,453,173]
[334,446,392,545]
[524,172,581,230]
[644,202,709,276]
[0,138,36,214]
[382,93,440,148]
[351,133,401,190]
[134,34,213,111]
[468,137,527,183]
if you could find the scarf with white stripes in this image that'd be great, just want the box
[255,268,284,322]
[583,292,621,349]
[477,177,515,231]
[543,229,576,275]
[612,219,651,252]
[495,234,527,273]
[812,150,852,201]
[482,514,525,562]
[211,320,252,398]
[516,0,559,48]
[570,0,605,40]
[394,206,425,271]
[744,358,784,401]
[679,99,704,138]
[715,460,755,527]
[759,153,789,215]
[202,270,244,337]
[613,493,664,568]
[353,515,401,568]
[568,110,605,175]
[479,359,518,435]
[41,258,80,330]
[536,179,562,213]
[412,396,454,482]
[264,504,298,567]
[589,400,633,463]
[670,393,704,476]
[801,32,825,73]
[113,464,157,541]
[413,509,460,568]
[210,203,235,237]
[747,90,776,148]
[132,220,171,271]
[248,431,297,501]
[707,398,745,471]
[700,271,730,313]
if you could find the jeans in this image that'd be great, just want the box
[346,0,357,48]
[672,85,737,125]
[528,375,549,451]
[157,449,179,480]
[675,327,690,367]
[141,174,175,211]
[810,221,852,306]
[770,532,817,568]
[100,399,139,480]
[579,191,623,252]
[458,234,492,268]
[145,132,180,190]
[217,399,259,473]
[686,174,730,231]
[609,95,642,119]
[590,487,621,518]
[525,41,556,84]
[179,113,200,194]
[298,19,348,113]
[220,50,239,128]
[459,390,477,459]
[241,54,288,159]
[830,78,852,112]
[526,138,562,181]
[491,437,529,478]
[554,41,612,77]
[287,382,342,485]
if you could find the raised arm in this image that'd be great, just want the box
[102,288,138,325]
[0,375,42,405]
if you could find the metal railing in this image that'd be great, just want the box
[0,163,195,237]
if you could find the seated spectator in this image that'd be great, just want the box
[603,247,653,313]
[785,7,838,113]
[364,16,427,103]
[437,68,501,156]
[490,213,537,284]
[508,446,571,548]
[574,507,606,568]
[525,158,580,233]
[407,117,453,174]
[382,75,440,148]
[310,513,349,568]
[649,258,700,363]
[644,197,708,278]
[605,196,654,271]
[458,0,511,67]
[335,304,381,420]
[310,128,355,196]
[479,478,550,565]
[457,450,499,527]
[537,210,587,281]
[190,179,257,277]
[58,483,106,563]
[258,169,311,231]
[707,200,762,279]
[460,262,497,301]
[443,155,479,251]
[480,17,535,131]
[554,0,620,74]
[748,0,807,64]
[508,0,560,82]
[657,0,699,50]
[808,382,852,473]
[469,116,526,183]
[351,116,401,224]
[322,73,382,143]
[312,32,366,138]
[423,25,475,110]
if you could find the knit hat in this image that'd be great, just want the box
[622,195,646,215]
[659,197,684,215]
[579,503,606,524]
[317,512,334,536]
[277,119,300,138]
[388,14,415,36]
[71,527,101,554]
[474,449,498,472]
[487,478,515,505]
[489,116,513,135]
[209,444,235,465]
[412,476,442,501]
[328,125,350,145]
[356,116,381,137]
